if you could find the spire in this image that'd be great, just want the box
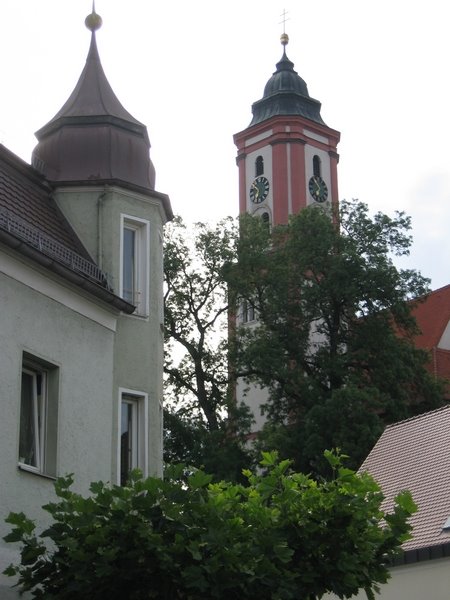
[32,6,156,191]
[249,33,325,127]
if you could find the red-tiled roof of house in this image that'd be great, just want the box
[360,405,450,551]
[412,285,450,350]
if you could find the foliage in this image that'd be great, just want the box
[227,201,445,474]
[163,216,253,479]
[163,407,253,483]
[4,452,416,600]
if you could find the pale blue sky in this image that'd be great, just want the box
[1,0,449,289]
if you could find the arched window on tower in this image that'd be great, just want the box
[261,211,271,232]
[313,155,321,178]
[255,155,264,176]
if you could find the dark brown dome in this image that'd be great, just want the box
[32,32,156,190]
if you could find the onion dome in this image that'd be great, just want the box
[250,34,324,127]
[32,8,156,190]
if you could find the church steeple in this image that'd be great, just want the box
[234,33,340,225]
[32,7,156,191]
[250,35,324,127]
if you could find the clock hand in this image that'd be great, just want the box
[315,179,321,195]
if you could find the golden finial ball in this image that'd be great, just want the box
[280,33,289,46]
[85,11,103,32]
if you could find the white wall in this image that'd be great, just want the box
[0,263,116,564]
[325,557,450,600]
[439,319,450,350]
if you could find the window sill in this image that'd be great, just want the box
[18,463,56,481]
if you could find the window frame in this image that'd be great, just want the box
[18,354,58,477]
[241,298,256,324]
[120,215,150,316]
[313,154,322,178]
[255,155,264,176]
[118,388,148,485]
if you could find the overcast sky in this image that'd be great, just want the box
[1,0,449,290]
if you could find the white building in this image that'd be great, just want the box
[0,9,172,596]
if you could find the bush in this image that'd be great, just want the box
[4,451,416,599]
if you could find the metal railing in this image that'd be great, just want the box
[0,208,111,288]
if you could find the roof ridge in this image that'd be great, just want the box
[415,283,450,303]
[385,404,450,430]
[430,283,450,293]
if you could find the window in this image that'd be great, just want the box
[122,227,136,304]
[19,355,58,476]
[120,215,150,316]
[119,390,148,485]
[313,155,321,178]
[241,299,256,324]
[261,211,271,232]
[255,155,264,176]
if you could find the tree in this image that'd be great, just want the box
[163,217,252,480]
[3,452,416,600]
[227,200,445,474]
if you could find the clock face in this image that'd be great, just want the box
[250,176,270,204]
[308,176,328,203]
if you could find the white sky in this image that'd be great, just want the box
[1,0,449,290]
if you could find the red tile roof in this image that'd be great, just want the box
[360,405,450,551]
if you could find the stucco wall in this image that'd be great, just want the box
[55,185,165,478]
[324,557,450,600]
[0,182,167,596]
[0,267,116,564]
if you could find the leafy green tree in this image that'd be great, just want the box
[227,201,445,474]
[163,217,253,479]
[4,452,416,600]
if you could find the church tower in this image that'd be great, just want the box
[233,34,340,434]
[234,34,340,227]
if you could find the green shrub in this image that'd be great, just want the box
[4,451,415,599]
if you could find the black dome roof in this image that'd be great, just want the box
[250,49,324,127]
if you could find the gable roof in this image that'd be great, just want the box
[412,285,450,349]
[0,144,134,313]
[0,144,89,256]
[360,405,450,552]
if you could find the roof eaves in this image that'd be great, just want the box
[0,220,135,314]
[52,178,174,223]
[392,541,450,566]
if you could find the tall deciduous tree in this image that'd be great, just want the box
[227,201,445,474]
[163,217,252,480]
